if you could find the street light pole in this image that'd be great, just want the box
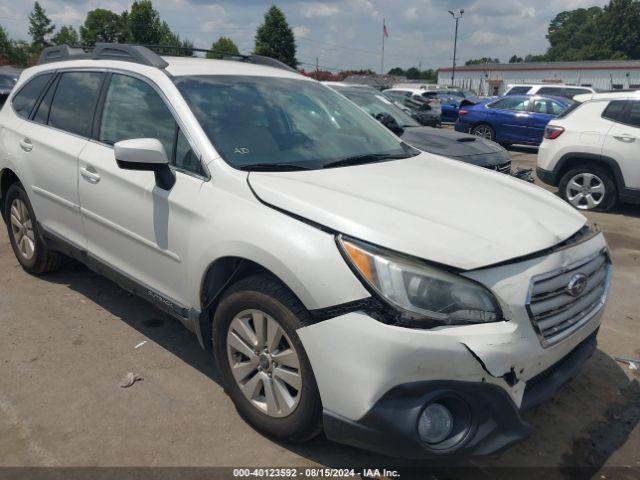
[448,9,464,86]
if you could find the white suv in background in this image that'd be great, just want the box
[0,44,611,458]
[538,91,640,211]
[505,84,597,99]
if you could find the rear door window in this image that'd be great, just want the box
[537,87,563,96]
[532,98,566,115]
[11,73,53,119]
[602,100,627,122]
[48,72,104,137]
[506,86,530,95]
[488,97,529,111]
[625,101,640,127]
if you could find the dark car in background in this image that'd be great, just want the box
[0,68,20,107]
[426,90,482,123]
[326,82,512,174]
[383,88,442,127]
[455,94,573,146]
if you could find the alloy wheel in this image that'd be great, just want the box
[226,309,302,418]
[9,198,35,260]
[566,172,605,210]
[472,125,493,139]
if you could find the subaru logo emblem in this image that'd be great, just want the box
[567,273,588,297]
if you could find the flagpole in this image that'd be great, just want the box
[381,18,385,75]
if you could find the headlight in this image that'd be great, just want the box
[338,236,503,327]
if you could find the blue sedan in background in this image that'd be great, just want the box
[454,94,573,146]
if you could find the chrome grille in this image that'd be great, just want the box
[526,250,611,347]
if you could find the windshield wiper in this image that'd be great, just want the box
[238,163,312,172]
[322,153,412,169]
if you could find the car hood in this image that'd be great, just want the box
[248,153,586,270]
[399,127,509,166]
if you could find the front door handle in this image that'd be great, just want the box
[80,166,101,183]
[19,138,32,152]
[614,134,636,143]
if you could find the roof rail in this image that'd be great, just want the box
[37,43,297,74]
[143,44,299,74]
[37,43,169,69]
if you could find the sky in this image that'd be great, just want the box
[0,0,611,72]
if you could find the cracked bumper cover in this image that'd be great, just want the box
[322,330,597,458]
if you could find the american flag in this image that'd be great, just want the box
[383,19,389,38]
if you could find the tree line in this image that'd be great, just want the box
[463,0,640,66]
[0,2,298,68]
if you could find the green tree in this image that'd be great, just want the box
[387,67,405,76]
[465,57,500,65]
[207,36,240,58]
[8,41,32,67]
[509,55,523,63]
[598,0,640,59]
[127,0,163,44]
[524,54,546,63]
[253,5,297,68]
[52,25,79,46]
[0,25,10,59]
[28,2,55,52]
[80,9,126,45]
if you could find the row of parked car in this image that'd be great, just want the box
[345,80,638,213]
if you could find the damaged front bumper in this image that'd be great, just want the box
[296,233,608,457]
[322,330,597,458]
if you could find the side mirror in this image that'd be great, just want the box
[114,138,175,190]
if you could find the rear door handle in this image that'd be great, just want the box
[19,138,32,152]
[614,134,636,143]
[80,166,101,183]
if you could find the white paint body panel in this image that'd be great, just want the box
[249,153,586,270]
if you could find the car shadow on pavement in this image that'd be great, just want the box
[43,258,223,386]
[42,261,639,475]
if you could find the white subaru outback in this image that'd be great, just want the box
[0,44,611,458]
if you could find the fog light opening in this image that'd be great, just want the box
[418,403,454,445]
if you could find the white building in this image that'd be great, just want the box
[437,60,640,96]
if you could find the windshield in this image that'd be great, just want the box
[174,75,416,170]
[332,86,420,128]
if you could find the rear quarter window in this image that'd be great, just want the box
[11,73,54,119]
[602,100,627,122]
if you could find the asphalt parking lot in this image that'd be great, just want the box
[0,147,639,476]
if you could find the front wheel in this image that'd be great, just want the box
[212,274,322,442]
[4,183,64,274]
[558,167,617,211]
[471,124,495,141]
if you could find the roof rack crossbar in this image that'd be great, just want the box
[37,43,168,69]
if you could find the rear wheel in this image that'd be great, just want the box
[471,124,495,141]
[559,166,617,211]
[4,183,64,274]
[212,274,322,442]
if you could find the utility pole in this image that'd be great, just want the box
[381,18,388,75]
[316,56,319,74]
[448,9,464,86]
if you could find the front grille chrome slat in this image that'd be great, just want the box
[526,250,611,347]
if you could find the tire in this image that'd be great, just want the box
[558,166,617,212]
[471,123,495,141]
[212,273,322,442]
[3,183,64,274]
